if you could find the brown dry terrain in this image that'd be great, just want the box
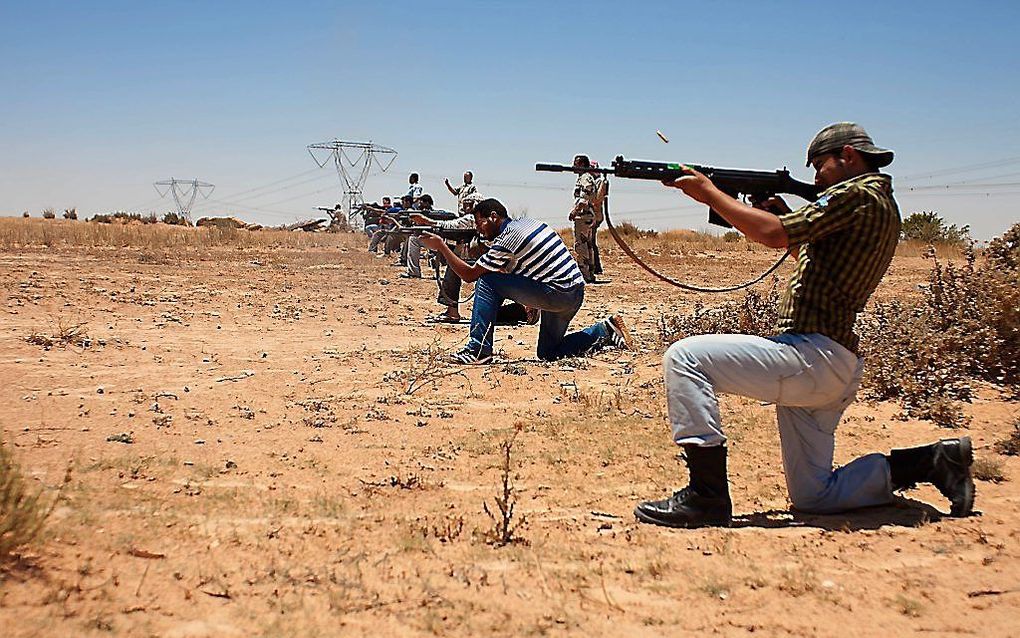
[1,221,1017,637]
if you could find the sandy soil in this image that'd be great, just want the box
[1,235,1017,637]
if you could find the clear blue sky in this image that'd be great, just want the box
[2,1,1018,238]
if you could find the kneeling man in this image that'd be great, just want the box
[421,198,631,364]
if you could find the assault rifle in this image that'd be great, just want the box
[400,226,477,244]
[385,209,459,227]
[536,155,819,227]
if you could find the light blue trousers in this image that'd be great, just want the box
[663,332,892,513]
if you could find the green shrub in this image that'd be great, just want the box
[90,211,159,225]
[901,211,969,245]
[161,211,191,226]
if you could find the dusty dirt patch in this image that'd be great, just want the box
[1,235,1017,637]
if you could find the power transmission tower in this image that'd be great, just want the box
[307,139,397,230]
[153,178,215,221]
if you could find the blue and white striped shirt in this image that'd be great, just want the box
[476,218,584,290]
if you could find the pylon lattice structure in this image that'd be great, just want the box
[153,178,215,221]
[307,140,397,230]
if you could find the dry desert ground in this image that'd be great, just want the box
[1,221,1018,637]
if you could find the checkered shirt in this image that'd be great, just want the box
[776,173,901,353]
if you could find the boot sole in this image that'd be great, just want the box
[950,436,975,517]
[633,506,731,529]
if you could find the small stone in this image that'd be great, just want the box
[96,387,104,394]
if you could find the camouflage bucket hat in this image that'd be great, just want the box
[806,122,894,168]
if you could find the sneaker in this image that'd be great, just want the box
[449,348,493,365]
[603,315,633,350]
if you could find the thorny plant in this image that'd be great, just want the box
[1,436,72,563]
[483,424,527,546]
[383,336,472,395]
[657,223,1020,428]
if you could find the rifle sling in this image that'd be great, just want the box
[602,189,790,294]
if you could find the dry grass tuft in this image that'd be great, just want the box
[1,437,69,562]
[25,319,90,350]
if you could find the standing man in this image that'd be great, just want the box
[636,123,974,528]
[569,155,598,283]
[445,171,478,213]
[421,198,631,364]
[407,173,424,204]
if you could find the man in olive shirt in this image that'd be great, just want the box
[636,123,975,528]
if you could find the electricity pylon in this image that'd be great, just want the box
[154,178,215,221]
[307,140,397,229]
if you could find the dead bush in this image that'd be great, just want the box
[658,278,781,342]
[25,320,90,350]
[609,220,658,240]
[41,208,56,219]
[994,417,1020,456]
[859,242,1020,426]
[972,457,1006,483]
[483,425,527,546]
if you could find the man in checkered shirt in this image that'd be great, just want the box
[636,123,975,528]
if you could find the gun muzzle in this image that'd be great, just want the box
[535,163,574,172]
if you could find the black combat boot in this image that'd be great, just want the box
[888,437,975,517]
[634,445,732,528]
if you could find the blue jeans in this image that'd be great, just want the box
[468,273,608,361]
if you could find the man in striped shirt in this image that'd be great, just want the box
[635,123,974,529]
[420,198,632,363]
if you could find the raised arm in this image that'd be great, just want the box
[664,167,789,248]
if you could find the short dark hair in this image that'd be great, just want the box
[573,155,591,168]
[472,198,508,218]
[409,173,419,182]
[419,193,433,207]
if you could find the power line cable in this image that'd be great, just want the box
[898,156,1020,183]
[212,166,324,202]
